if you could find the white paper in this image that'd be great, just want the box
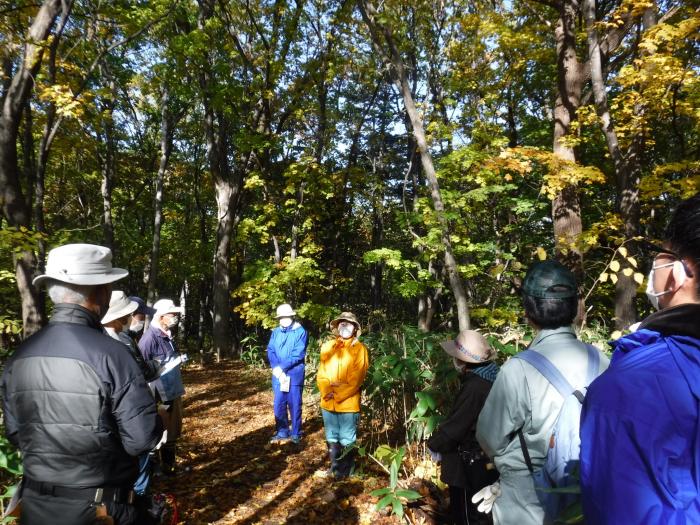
[280,374,291,392]
[158,355,184,377]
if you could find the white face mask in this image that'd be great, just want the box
[130,320,145,333]
[165,315,179,329]
[339,324,355,339]
[279,317,293,328]
[645,261,685,311]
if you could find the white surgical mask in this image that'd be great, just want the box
[130,320,145,333]
[279,317,293,328]
[645,261,685,311]
[339,325,355,339]
[166,316,179,329]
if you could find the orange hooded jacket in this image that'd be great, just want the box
[317,336,369,413]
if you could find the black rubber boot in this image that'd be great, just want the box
[335,445,356,479]
[327,442,342,477]
[160,444,176,476]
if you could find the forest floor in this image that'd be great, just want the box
[153,361,447,525]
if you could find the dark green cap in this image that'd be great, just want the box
[522,260,578,299]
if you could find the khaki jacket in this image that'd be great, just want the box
[476,327,609,477]
[317,337,369,413]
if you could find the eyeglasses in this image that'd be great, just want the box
[642,241,695,278]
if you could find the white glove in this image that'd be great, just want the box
[155,430,168,450]
[428,448,442,463]
[472,481,501,514]
[180,353,189,363]
[272,366,284,379]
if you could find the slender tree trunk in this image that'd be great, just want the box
[0,0,63,336]
[358,0,470,331]
[552,0,585,282]
[147,87,174,305]
[584,0,640,328]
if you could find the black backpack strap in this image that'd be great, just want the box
[517,429,534,473]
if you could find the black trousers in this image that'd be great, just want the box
[20,494,139,525]
[449,456,498,525]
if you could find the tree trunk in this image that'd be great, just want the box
[98,75,117,252]
[199,0,236,360]
[0,0,63,336]
[584,0,640,328]
[147,87,174,305]
[552,0,585,282]
[358,0,470,331]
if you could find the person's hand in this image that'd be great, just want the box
[323,392,335,401]
[471,481,501,514]
[272,366,284,379]
[428,448,442,463]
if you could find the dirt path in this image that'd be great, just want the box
[153,361,405,524]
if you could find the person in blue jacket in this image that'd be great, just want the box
[268,303,308,444]
[580,192,700,524]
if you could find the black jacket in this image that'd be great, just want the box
[428,372,493,487]
[0,304,161,488]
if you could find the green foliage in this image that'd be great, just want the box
[370,445,421,519]
[233,256,335,329]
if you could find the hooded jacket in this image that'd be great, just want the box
[267,322,308,386]
[580,304,700,524]
[317,336,369,413]
[0,304,160,489]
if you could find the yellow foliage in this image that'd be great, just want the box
[37,84,83,120]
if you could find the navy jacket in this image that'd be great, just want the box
[138,324,185,401]
[267,322,308,386]
[581,304,700,524]
[0,304,160,488]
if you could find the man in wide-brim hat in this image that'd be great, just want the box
[317,311,368,479]
[1,243,161,525]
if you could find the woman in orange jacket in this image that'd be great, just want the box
[317,311,369,479]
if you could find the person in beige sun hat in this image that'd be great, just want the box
[428,330,499,525]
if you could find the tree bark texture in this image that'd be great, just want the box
[147,88,174,305]
[358,0,471,331]
[552,0,585,283]
[0,0,63,336]
[584,0,640,328]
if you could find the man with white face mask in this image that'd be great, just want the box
[139,299,186,475]
[580,192,700,524]
[267,303,308,444]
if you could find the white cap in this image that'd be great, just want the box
[153,299,184,321]
[102,291,138,325]
[33,243,128,287]
[276,303,296,318]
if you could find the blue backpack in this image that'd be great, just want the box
[514,344,600,521]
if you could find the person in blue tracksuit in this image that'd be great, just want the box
[268,303,308,444]
[580,192,700,524]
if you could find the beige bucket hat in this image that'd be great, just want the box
[330,311,361,337]
[440,330,495,363]
[101,291,139,325]
[276,303,296,318]
[33,243,128,287]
